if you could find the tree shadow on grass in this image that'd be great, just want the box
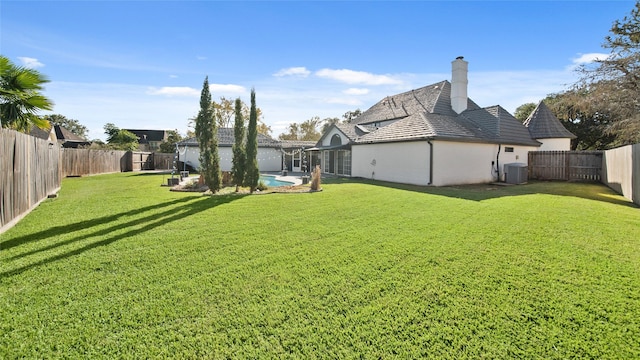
[0,194,244,278]
[0,197,197,251]
[323,177,638,208]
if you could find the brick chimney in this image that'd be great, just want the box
[451,56,468,114]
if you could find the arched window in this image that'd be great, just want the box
[330,134,342,146]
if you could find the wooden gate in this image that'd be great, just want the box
[528,151,603,181]
[128,151,154,171]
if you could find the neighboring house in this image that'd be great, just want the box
[53,125,91,148]
[29,124,90,148]
[523,101,577,151]
[311,57,575,186]
[177,129,283,172]
[124,129,169,151]
[29,125,57,143]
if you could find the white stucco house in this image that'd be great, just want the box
[311,57,575,186]
[177,129,282,172]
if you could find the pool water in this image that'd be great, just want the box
[259,175,294,187]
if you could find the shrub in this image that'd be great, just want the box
[221,171,233,186]
[257,180,268,191]
[310,165,322,191]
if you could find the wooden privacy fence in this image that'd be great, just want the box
[528,151,603,181]
[1,128,61,233]
[2,127,177,233]
[61,150,175,176]
[153,152,174,171]
[601,144,640,206]
[61,148,128,177]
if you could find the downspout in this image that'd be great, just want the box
[428,139,434,185]
[495,144,501,182]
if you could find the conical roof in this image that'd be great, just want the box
[523,101,576,139]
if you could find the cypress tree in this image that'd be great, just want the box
[194,76,221,193]
[210,108,221,193]
[244,88,260,193]
[231,98,246,192]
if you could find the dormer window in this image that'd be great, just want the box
[330,134,342,146]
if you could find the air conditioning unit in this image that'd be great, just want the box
[504,163,528,184]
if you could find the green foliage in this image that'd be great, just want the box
[244,88,259,193]
[513,102,536,123]
[103,123,138,151]
[1,173,639,358]
[158,130,183,153]
[42,114,88,139]
[282,110,361,141]
[231,98,246,191]
[212,96,236,128]
[544,91,618,150]
[279,116,322,141]
[256,180,268,191]
[342,108,362,123]
[189,96,271,136]
[210,123,221,192]
[320,117,341,134]
[576,2,640,145]
[0,55,53,132]
[194,76,221,193]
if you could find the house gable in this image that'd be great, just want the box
[316,125,351,148]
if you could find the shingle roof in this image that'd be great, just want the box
[352,81,482,125]
[54,125,86,142]
[125,129,168,143]
[350,80,544,146]
[279,140,317,149]
[472,106,541,146]
[523,101,576,139]
[178,128,281,148]
[356,112,474,143]
[29,126,52,140]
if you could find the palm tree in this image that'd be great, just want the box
[0,55,53,132]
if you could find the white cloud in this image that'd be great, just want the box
[169,74,178,78]
[572,52,610,65]
[147,86,200,97]
[315,68,403,85]
[196,56,207,60]
[274,67,311,77]
[18,57,44,68]
[209,84,246,94]
[343,88,369,95]
[565,52,611,71]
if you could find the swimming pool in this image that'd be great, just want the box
[259,175,294,187]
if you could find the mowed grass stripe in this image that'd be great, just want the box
[1,173,638,358]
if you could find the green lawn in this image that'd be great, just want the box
[1,173,639,359]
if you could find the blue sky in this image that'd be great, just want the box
[1,0,635,140]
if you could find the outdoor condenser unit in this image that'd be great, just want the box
[504,163,528,184]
